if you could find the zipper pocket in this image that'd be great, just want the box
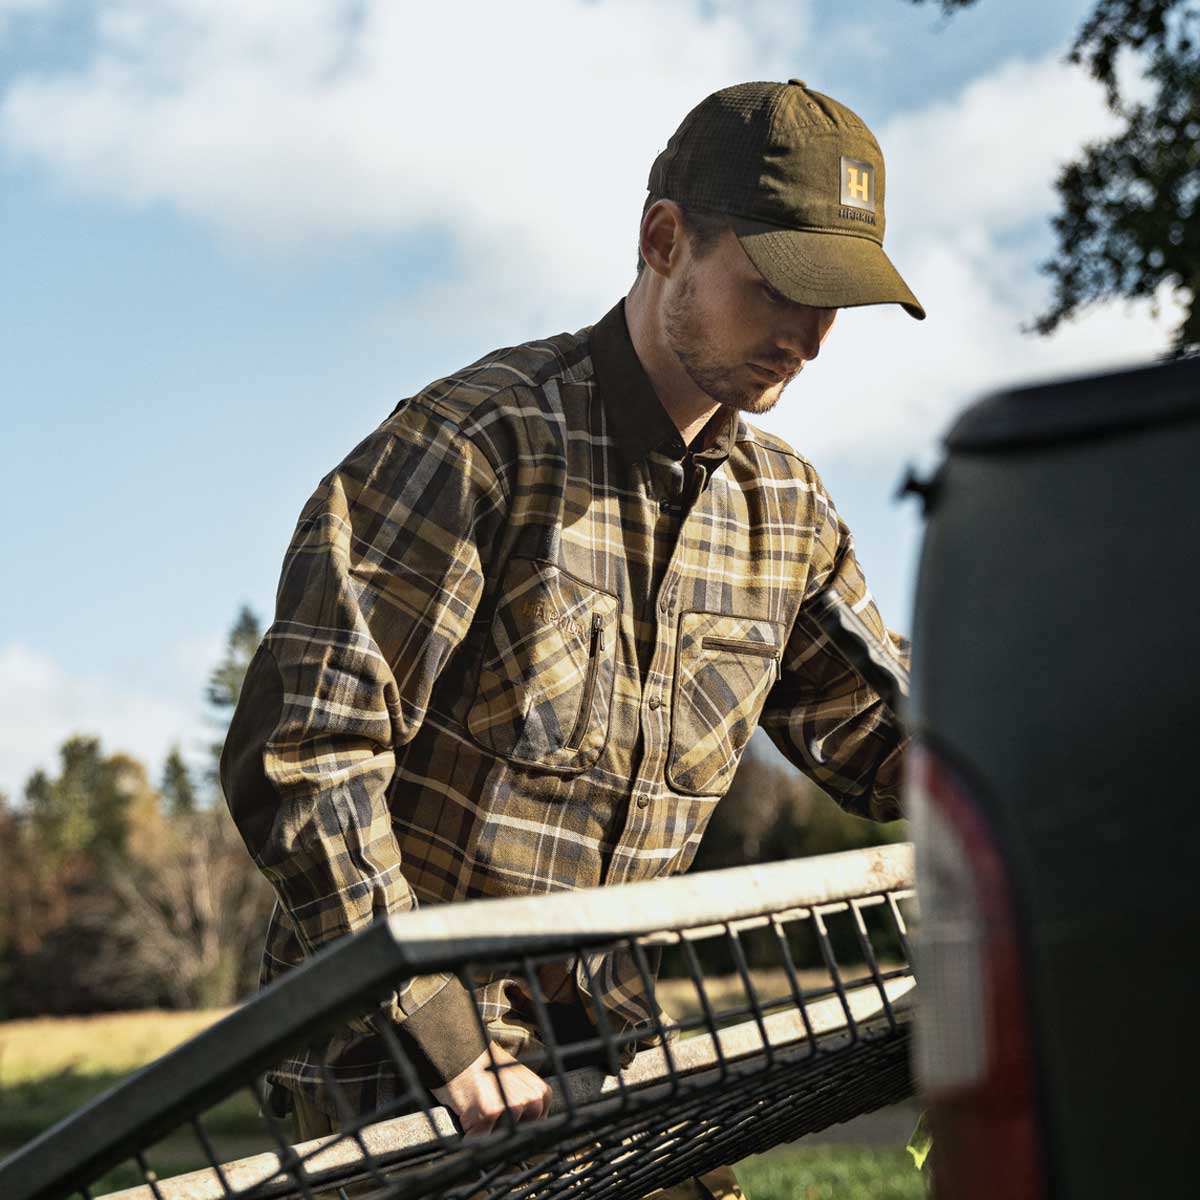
[566,614,605,750]
[700,635,781,684]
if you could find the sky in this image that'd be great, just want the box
[0,0,1183,798]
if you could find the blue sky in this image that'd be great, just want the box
[0,0,1180,796]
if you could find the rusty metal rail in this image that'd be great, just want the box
[0,845,917,1200]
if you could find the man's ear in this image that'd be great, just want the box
[640,200,686,279]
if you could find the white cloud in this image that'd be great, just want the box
[753,54,1182,463]
[0,0,790,326]
[882,55,1122,235]
[0,8,1182,465]
[0,642,210,798]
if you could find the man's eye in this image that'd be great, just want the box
[761,285,787,306]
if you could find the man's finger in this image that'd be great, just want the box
[464,1109,498,1137]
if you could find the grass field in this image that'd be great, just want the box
[0,1010,925,1198]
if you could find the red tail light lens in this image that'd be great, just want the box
[907,742,1045,1198]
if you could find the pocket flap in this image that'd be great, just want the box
[667,611,782,796]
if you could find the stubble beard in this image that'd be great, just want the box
[662,269,803,415]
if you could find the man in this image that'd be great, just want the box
[222,79,921,1198]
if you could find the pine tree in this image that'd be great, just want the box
[161,745,197,816]
[206,605,263,786]
[207,605,263,712]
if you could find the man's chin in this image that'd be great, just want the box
[748,385,785,414]
[721,381,786,415]
[685,364,790,414]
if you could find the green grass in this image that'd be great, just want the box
[738,1147,925,1199]
[0,1010,248,1146]
[0,1009,270,1194]
[1,1010,925,1198]
[21,1144,927,1200]
[0,1009,231,1080]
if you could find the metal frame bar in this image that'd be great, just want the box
[0,845,915,1200]
[100,981,914,1200]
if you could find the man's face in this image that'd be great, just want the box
[661,228,839,415]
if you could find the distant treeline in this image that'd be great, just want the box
[0,608,903,1021]
[0,607,272,1020]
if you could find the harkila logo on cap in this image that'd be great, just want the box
[839,156,876,225]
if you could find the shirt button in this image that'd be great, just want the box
[648,697,661,710]
[636,796,649,809]
[659,596,672,613]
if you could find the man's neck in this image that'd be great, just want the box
[623,279,720,448]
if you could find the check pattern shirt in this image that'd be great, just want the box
[221,301,909,1118]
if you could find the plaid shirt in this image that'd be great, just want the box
[221,300,908,1118]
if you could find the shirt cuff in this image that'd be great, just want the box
[390,974,488,1089]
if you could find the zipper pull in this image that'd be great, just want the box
[592,613,605,652]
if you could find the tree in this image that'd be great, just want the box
[22,737,160,869]
[87,604,275,1008]
[161,745,197,816]
[206,604,262,784]
[4,741,167,1014]
[689,733,905,876]
[1,598,276,1015]
[0,791,15,1017]
[71,602,276,1009]
[78,807,274,1010]
[910,0,1200,354]
[207,605,262,712]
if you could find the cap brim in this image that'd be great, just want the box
[731,217,926,320]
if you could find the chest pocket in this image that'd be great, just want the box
[467,557,619,774]
[667,610,783,796]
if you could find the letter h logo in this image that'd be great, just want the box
[839,156,875,212]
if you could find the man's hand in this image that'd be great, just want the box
[432,1042,552,1136]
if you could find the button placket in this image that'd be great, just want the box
[607,451,712,885]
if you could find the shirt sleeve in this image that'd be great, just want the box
[759,483,910,823]
[220,401,506,1087]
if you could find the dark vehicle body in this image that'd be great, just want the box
[906,357,1200,1197]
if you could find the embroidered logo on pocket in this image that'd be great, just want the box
[521,598,588,642]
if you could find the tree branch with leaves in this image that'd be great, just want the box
[910,0,1200,353]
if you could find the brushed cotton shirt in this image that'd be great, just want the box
[221,299,909,1118]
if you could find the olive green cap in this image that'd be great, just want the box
[648,79,925,320]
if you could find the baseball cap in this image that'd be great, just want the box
[648,79,925,320]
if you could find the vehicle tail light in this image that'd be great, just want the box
[907,741,1045,1198]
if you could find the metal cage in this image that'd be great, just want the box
[0,844,917,1200]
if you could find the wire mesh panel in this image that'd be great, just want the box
[0,845,917,1200]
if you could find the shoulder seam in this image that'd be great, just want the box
[378,396,512,506]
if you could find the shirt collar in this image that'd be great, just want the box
[590,299,737,466]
